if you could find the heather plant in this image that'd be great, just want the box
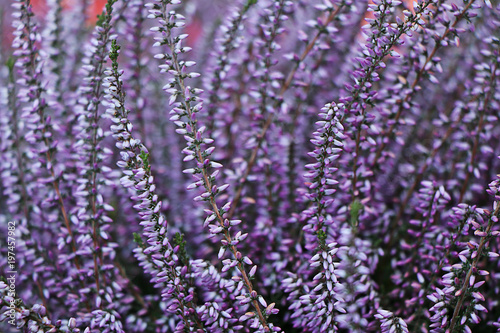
[0,0,499,332]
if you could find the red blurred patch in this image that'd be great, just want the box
[29,0,107,24]
[2,0,109,49]
[184,15,203,47]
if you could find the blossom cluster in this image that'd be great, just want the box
[0,0,499,332]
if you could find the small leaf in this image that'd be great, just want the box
[244,0,258,11]
[133,232,144,246]
[350,199,363,228]
[5,57,15,72]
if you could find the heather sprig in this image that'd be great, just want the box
[42,0,65,105]
[4,1,99,318]
[120,0,148,141]
[225,0,348,222]
[341,0,438,209]
[147,0,280,330]
[190,259,243,331]
[70,0,118,296]
[428,203,498,332]
[204,0,259,135]
[370,0,480,169]
[454,36,500,203]
[105,39,204,331]
[283,103,347,330]
[369,0,482,257]
[445,176,500,332]
[10,0,80,272]
[0,55,28,226]
[392,182,451,318]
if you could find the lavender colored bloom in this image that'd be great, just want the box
[375,309,409,333]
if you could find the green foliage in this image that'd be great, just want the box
[317,229,327,249]
[133,232,144,246]
[172,232,189,265]
[350,199,363,229]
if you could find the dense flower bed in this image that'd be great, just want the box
[0,0,499,332]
